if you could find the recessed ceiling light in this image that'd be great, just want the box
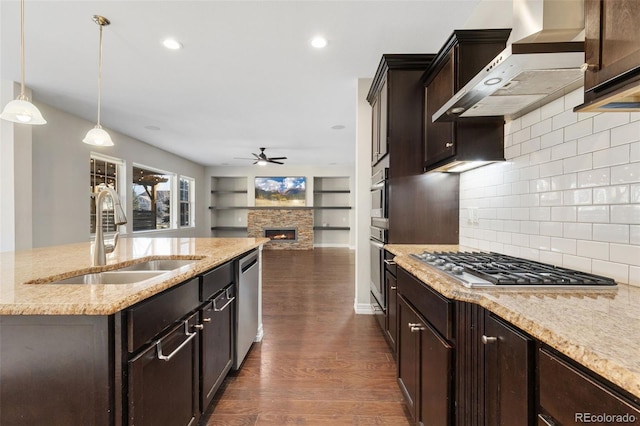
[311,36,328,49]
[162,38,182,50]
[331,124,345,130]
[484,77,502,86]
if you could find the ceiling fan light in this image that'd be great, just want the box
[257,159,267,166]
[83,125,114,146]
[0,98,46,124]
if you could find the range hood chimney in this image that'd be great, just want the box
[435,0,585,121]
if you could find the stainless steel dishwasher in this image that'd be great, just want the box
[233,249,259,369]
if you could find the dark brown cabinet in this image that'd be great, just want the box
[370,78,388,165]
[397,268,454,425]
[538,347,640,425]
[577,0,640,111]
[483,311,535,426]
[422,29,509,172]
[384,250,398,353]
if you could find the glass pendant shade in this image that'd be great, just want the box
[0,97,46,124]
[83,125,113,146]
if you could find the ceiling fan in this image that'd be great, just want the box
[236,147,287,165]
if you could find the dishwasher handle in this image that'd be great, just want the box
[239,251,259,273]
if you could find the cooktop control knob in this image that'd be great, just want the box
[444,263,455,271]
[452,266,464,275]
[435,259,445,266]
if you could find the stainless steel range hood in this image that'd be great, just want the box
[434,0,585,122]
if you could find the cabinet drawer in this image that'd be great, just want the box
[539,348,640,424]
[200,262,234,301]
[384,250,397,277]
[397,268,453,339]
[127,278,200,353]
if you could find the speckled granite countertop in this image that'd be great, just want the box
[0,237,268,316]
[385,244,640,400]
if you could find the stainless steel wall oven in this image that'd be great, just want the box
[370,168,388,321]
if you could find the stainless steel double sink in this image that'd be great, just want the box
[43,258,199,285]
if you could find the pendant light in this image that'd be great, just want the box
[83,15,113,146]
[0,0,46,125]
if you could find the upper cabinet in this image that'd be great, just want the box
[576,0,640,112]
[367,54,435,177]
[422,30,510,173]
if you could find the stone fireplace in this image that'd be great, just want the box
[248,208,313,250]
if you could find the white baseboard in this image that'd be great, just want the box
[254,323,264,342]
[354,302,374,314]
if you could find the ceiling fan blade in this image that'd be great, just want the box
[234,157,257,160]
[252,153,261,159]
[267,156,287,160]
[268,160,284,165]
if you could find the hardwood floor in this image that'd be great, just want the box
[200,248,412,425]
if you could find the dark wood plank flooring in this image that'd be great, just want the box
[200,248,411,425]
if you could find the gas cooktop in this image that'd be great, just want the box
[410,251,617,289]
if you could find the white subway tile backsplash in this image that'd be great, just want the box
[593,224,629,244]
[460,89,639,285]
[541,129,564,149]
[578,131,610,154]
[551,206,577,221]
[551,237,577,255]
[539,160,564,177]
[563,255,592,272]
[610,244,640,266]
[553,110,578,130]
[577,168,610,188]
[611,162,640,184]
[563,153,593,173]
[562,188,592,205]
[531,118,553,138]
[565,119,593,142]
[522,109,541,127]
[592,260,629,283]
[611,205,640,224]
[541,191,563,206]
[593,186,630,204]
[540,221,563,237]
[564,223,592,240]
[577,206,609,223]
[593,145,630,168]
[552,140,577,160]
[576,240,609,260]
[593,112,630,133]
[551,174,577,190]
[611,121,640,146]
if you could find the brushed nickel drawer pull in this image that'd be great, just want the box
[156,320,197,362]
[482,335,497,344]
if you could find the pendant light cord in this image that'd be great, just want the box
[19,0,26,98]
[97,22,103,127]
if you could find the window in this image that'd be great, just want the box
[90,155,124,235]
[132,165,174,231]
[179,176,195,227]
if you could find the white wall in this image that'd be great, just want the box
[460,88,640,286]
[205,164,356,248]
[30,101,209,248]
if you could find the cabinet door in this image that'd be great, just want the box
[584,0,640,92]
[129,313,200,426]
[385,270,397,352]
[425,52,455,168]
[200,286,235,412]
[378,78,389,161]
[371,95,380,165]
[397,295,420,421]
[484,312,534,426]
[419,320,453,426]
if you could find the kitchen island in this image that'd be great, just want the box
[386,244,640,424]
[0,237,268,426]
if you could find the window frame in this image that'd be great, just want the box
[90,153,126,236]
[178,175,196,228]
[131,163,176,233]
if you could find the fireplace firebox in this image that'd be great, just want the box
[264,228,297,242]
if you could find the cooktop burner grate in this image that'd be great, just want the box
[411,251,617,288]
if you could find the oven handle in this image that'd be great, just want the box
[383,259,396,266]
[370,239,384,249]
[370,182,385,191]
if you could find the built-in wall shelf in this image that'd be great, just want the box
[211,226,248,231]
[313,226,351,231]
[313,190,351,194]
[312,206,352,210]
[210,190,248,194]
[210,177,249,237]
[209,206,250,210]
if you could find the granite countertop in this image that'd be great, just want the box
[0,237,268,316]
[385,244,640,400]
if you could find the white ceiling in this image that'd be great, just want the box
[1,0,489,167]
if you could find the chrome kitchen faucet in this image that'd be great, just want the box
[92,185,127,266]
